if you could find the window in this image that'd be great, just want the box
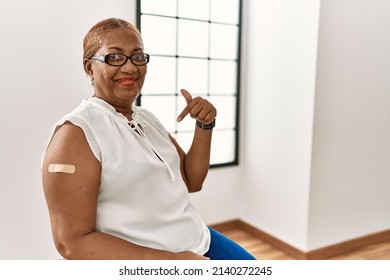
[137,0,241,167]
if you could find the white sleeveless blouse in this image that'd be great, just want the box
[47,97,210,254]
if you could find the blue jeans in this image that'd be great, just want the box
[204,227,256,260]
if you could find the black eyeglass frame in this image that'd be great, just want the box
[90,53,150,66]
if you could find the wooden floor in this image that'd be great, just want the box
[221,227,390,260]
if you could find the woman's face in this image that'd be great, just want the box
[87,28,147,107]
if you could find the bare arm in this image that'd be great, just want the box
[172,89,217,193]
[42,122,207,260]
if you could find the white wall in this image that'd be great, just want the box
[240,0,321,251]
[307,0,390,250]
[0,0,240,259]
[0,0,138,259]
[241,0,390,252]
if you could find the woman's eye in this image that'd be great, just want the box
[106,54,127,65]
[108,54,120,60]
[133,54,146,62]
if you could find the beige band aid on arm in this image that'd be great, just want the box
[48,164,76,174]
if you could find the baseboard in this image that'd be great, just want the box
[210,219,390,260]
[306,228,390,259]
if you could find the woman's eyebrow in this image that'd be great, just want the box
[107,47,123,52]
[106,46,144,52]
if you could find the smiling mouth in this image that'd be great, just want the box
[116,77,136,86]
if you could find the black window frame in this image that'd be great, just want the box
[136,0,242,168]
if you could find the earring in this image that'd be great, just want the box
[90,76,94,86]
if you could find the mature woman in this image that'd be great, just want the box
[41,18,255,260]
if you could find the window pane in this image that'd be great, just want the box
[208,96,237,129]
[211,130,236,165]
[141,96,177,132]
[178,0,209,20]
[141,0,177,16]
[178,19,209,58]
[177,129,237,165]
[142,56,176,94]
[209,60,237,94]
[141,15,177,56]
[211,0,240,24]
[177,58,208,94]
[175,131,195,152]
[210,24,238,60]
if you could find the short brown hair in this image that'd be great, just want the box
[83,18,142,72]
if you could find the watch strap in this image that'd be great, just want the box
[196,119,216,130]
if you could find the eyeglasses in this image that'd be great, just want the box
[90,53,150,66]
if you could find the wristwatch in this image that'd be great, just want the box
[196,119,216,130]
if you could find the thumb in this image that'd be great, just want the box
[180,89,192,104]
[176,89,193,122]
